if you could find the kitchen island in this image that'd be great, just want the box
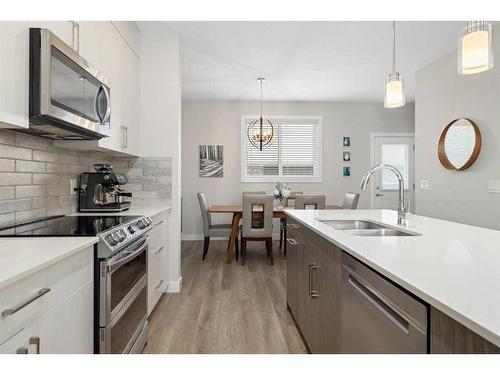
[284,209,500,353]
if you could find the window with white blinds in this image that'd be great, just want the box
[241,116,322,182]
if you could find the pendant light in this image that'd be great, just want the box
[247,78,274,151]
[384,21,405,109]
[458,21,493,74]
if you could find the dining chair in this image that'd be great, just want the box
[240,194,274,266]
[279,191,303,253]
[242,191,266,228]
[342,192,360,209]
[294,194,326,209]
[197,192,238,261]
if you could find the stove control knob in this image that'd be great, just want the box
[118,229,127,240]
[110,232,121,243]
[145,217,153,226]
[137,220,147,229]
[106,234,118,247]
[128,225,137,234]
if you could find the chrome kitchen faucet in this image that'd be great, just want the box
[360,164,408,225]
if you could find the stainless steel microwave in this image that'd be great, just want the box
[28,28,111,140]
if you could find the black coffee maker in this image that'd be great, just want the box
[78,164,132,212]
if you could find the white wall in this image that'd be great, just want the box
[415,27,500,230]
[140,29,182,290]
[181,100,414,237]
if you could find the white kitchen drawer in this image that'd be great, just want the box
[0,248,93,344]
[0,281,93,354]
[147,234,167,315]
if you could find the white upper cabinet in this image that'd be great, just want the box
[0,21,140,156]
[0,22,72,129]
[77,21,141,156]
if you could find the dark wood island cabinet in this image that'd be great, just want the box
[285,214,500,354]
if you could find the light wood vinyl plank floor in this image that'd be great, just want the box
[143,240,307,354]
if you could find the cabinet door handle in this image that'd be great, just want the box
[286,223,298,228]
[2,288,51,317]
[286,238,298,246]
[308,264,319,298]
[154,220,164,227]
[29,337,40,354]
[155,280,164,290]
[154,246,165,254]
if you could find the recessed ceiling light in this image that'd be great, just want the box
[312,68,322,71]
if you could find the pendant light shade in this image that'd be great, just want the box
[385,72,405,108]
[384,21,405,109]
[247,78,274,151]
[458,21,493,74]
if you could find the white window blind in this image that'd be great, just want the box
[241,116,322,182]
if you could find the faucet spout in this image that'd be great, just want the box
[360,164,407,225]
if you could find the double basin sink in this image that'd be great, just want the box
[318,219,420,237]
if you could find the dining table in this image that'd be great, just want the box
[209,204,343,263]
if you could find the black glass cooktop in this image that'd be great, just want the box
[0,215,140,237]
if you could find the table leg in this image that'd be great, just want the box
[226,212,242,264]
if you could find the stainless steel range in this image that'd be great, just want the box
[95,216,153,354]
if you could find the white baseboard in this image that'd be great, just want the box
[182,233,281,241]
[165,276,182,293]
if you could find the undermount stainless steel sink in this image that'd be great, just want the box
[320,220,386,230]
[318,219,420,237]
[342,228,418,237]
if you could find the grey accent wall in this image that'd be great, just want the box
[415,27,500,230]
[0,130,171,226]
[181,100,415,237]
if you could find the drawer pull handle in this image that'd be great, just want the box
[2,288,51,317]
[29,336,40,354]
[154,220,164,227]
[286,238,298,246]
[155,280,164,290]
[286,223,298,229]
[16,347,28,354]
[154,246,165,255]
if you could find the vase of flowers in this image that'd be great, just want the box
[272,182,291,209]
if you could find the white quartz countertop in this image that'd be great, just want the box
[284,209,500,347]
[0,237,99,290]
[73,204,171,218]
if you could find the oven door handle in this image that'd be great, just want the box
[107,240,148,273]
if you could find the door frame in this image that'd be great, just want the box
[369,132,415,209]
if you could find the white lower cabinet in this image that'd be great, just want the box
[0,247,94,354]
[147,210,169,315]
[0,282,93,354]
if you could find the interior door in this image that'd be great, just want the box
[372,134,415,212]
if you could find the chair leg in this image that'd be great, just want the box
[266,239,270,257]
[235,235,239,261]
[241,238,247,266]
[279,222,284,250]
[268,238,274,266]
[202,236,210,261]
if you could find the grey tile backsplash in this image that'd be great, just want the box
[0,130,172,226]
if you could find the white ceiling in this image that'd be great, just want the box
[146,21,465,102]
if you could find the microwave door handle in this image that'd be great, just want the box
[102,85,111,123]
[107,240,148,273]
[94,85,104,123]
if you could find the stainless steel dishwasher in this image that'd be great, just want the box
[341,253,428,353]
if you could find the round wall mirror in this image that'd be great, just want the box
[438,118,481,171]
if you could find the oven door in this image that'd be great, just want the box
[29,28,111,139]
[100,238,148,326]
[100,277,148,354]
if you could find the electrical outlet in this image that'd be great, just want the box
[488,180,500,193]
[70,179,77,195]
[420,180,430,190]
